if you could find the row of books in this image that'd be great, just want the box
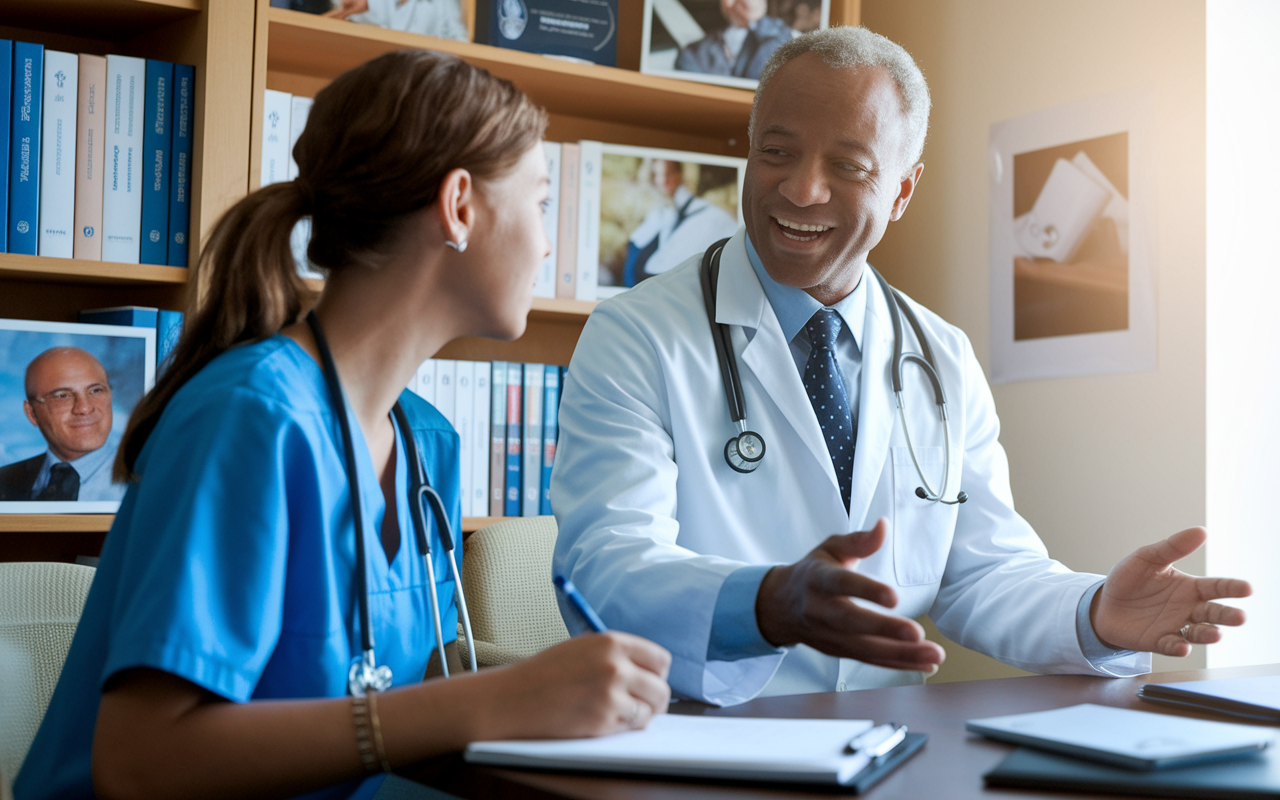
[1,41,195,265]
[409,360,564,520]
[259,88,746,302]
[77,305,184,373]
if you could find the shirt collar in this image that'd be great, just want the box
[41,441,114,476]
[744,233,866,351]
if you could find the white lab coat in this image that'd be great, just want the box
[551,229,1149,706]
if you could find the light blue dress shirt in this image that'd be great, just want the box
[706,235,1131,668]
[16,336,463,800]
[29,440,125,502]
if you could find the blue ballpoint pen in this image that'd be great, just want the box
[553,575,608,633]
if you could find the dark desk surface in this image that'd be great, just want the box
[408,663,1280,800]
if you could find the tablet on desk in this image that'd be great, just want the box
[966,704,1274,771]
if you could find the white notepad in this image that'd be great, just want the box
[466,715,876,785]
[966,703,1274,770]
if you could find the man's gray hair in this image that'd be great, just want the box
[750,27,931,168]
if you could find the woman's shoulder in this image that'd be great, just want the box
[397,388,456,437]
[176,336,326,417]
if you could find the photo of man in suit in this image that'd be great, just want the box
[0,347,123,502]
[675,0,793,81]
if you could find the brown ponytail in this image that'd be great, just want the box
[115,49,546,480]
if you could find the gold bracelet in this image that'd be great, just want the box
[351,694,380,774]
[366,690,392,773]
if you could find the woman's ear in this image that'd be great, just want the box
[437,168,474,250]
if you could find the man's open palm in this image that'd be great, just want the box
[1092,527,1251,657]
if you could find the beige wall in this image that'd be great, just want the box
[860,0,1209,682]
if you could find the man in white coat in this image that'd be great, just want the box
[551,27,1251,707]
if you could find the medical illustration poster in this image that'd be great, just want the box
[639,0,829,89]
[589,144,744,300]
[989,89,1156,383]
[0,319,155,513]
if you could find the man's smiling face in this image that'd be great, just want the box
[742,53,922,305]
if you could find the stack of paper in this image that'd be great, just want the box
[467,715,879,785]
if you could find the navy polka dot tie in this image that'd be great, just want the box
[803,309,854,512]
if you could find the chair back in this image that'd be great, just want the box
[0,562,96,787]
[459,516,569,667]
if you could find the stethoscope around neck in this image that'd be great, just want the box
[699,238,967,505]
[305,311,478,697]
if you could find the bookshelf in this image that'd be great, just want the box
[0,0,256,560]
[1,0,859,559]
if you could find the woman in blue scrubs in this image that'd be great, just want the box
[16,50,671,800]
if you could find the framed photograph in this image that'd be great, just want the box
[271,0,470,43]
[989,89,1156,383]
[639,0,829,89]
[0,319,155,513]
[584,143,744,300]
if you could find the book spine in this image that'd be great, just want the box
[138,60,172,265]
[504,366,522,517]
[521,364,544,517]
[472,362,491,519]
[157,309,183,374]
[38,50,76,258]
[534,142,561,298]
[287,95,312,180]
[555,143,580,299]
[541,364,559,516]
[102,54,146,264]
[260,89,291,188]
[0,41,12,252]
[415,359,436,406]
[78,306,158,328]
[74,53,106,260]
[166,63,193,267]
[575,141,602,301]
[489,361,507,517]
[9,41,44,255]
[434,359,456,426]
[454,361,475,518]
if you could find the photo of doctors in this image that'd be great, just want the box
[640,0,828,89]
[271,0,470,42]
[1012,132,1130,340]
[0,320,154,512]
[596,146,743,298]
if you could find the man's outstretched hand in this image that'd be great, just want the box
[1092,527,1251,657]
[755,518,946,673]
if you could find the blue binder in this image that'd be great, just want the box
[139,60,173,265]
[8,41,43,255]
[166,63,194,267]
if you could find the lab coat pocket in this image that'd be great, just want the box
[891,446,959,586]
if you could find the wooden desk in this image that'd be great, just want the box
[407,663,1280,799]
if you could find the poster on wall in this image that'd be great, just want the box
[0,319,155,514]
[988,89,1156,384]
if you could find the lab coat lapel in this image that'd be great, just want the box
[849,271,895,527]
[714,232,842,493]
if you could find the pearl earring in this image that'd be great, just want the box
[445,239,468,253]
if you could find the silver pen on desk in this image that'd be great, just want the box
[846,723,908,758]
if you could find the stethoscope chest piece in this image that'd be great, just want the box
[348,652,393,696]
[725,430,766,473]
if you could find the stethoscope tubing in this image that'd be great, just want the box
[308,311,477,693]
[701,240,963,504]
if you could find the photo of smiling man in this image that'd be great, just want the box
[0,320,154,510]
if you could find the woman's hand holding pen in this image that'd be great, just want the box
[474,632,672,740]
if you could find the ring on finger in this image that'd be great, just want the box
[1180,623,1194,640]
[627,700,642,726]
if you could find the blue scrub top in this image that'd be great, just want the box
[15,336,462,800]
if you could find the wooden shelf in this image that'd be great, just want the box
[0,0,200,40]
[265,8,754,146]
[1,515,502,535]
[0,253,190,286]
[0,515,115,533]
